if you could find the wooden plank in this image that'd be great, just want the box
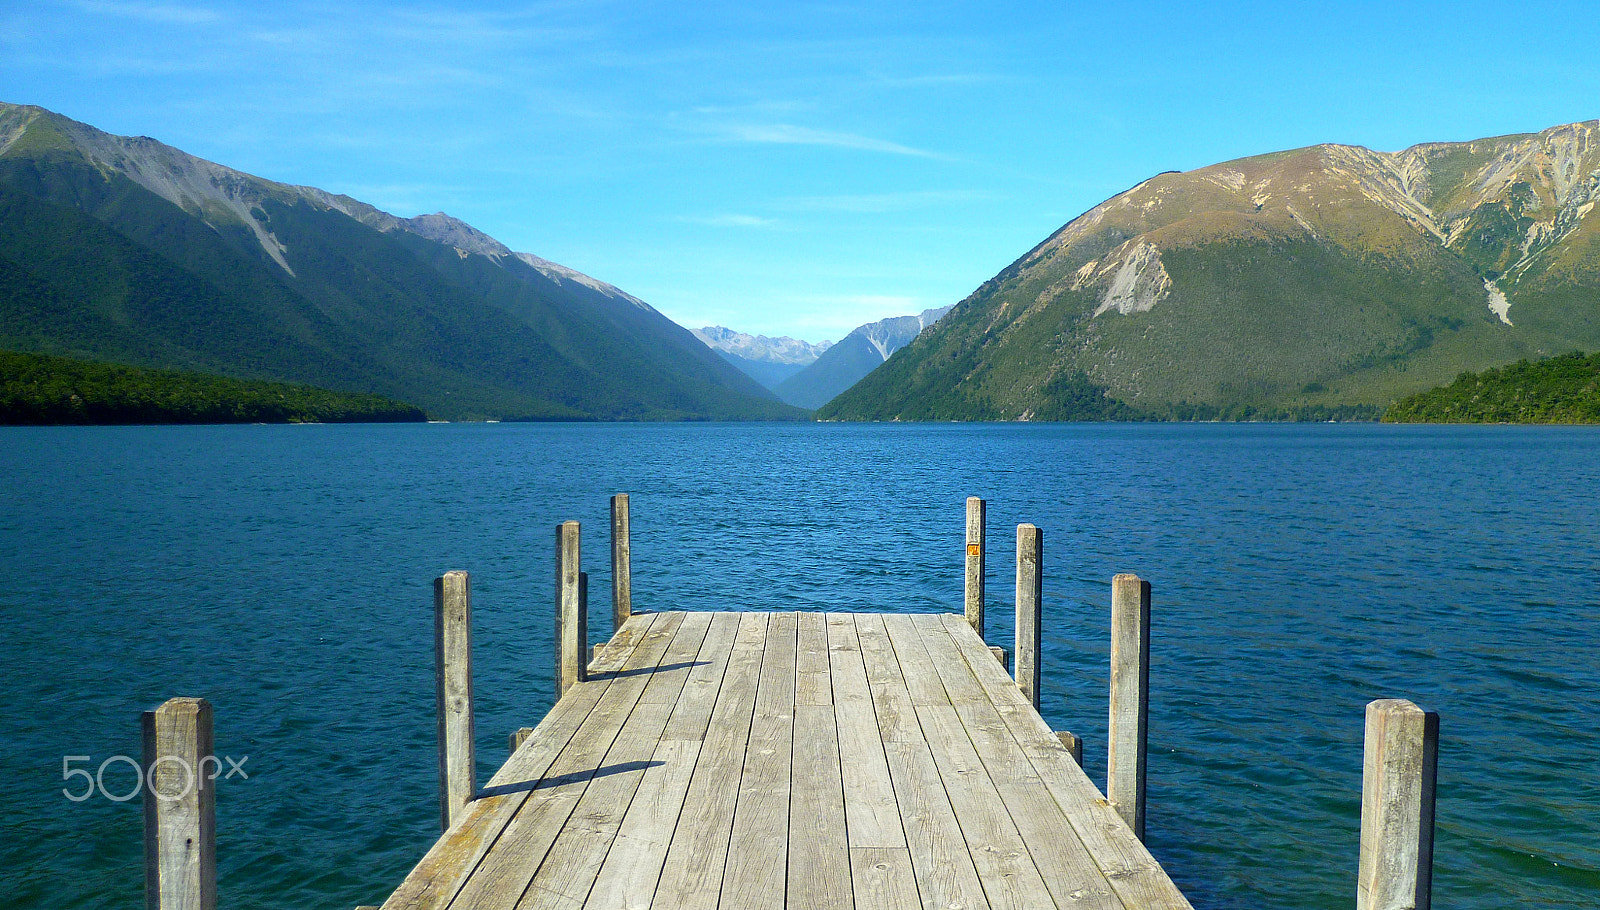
[937,613,1194,910]
[854,613,920,744]
[907,614,988,707]
[914,704,1056,910]
[582,612,743,908]
[444,613,685,910]
[660,612,741,742]
[518,698,676,909]
[796,610,833,706]
[880,612,949,707]
[828,613,907,849]
[850,847,921,910]
[380,614,662,910]
[734,610,769,650]
[721,612,798,901]
[639,610,712,706]
[951,722,1123,908]
[863,612,994,910]
[520,616,711,909]
[789,704,853,909]
[906,624,1115,910]
[882,739,993,910]
[581,739,702,910]
[653,615,768,909]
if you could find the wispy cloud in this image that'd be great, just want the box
[722,123,942,158]
[677,214,780,228]
[382,8,592,48]
[71,0,220,24]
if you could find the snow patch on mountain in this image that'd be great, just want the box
[692,327,831,365]
[852,306,953,362]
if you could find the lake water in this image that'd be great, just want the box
[1,422,1596,909]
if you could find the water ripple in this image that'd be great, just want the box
[1,422,1596,910]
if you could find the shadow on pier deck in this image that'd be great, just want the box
[382,609,1191,910]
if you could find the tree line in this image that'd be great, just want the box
[0,350,427,425]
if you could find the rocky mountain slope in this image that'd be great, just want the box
[691,326,832,388]
[821,121,1600,420]
[0,102,799,420]
[775,306,950,409]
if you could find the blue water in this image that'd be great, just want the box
[1,423,1596,909]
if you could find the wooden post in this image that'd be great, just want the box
[1056,731,1083,766]
[142,697,216,910]
[556,521,586,697]
[611,494,631,630]
[434,570,475,832]
[509,727,533,754]
[1108,573,1150,840]
[1015,523,1042,707]
[964,497,986,637]
[1358,699,1439,910]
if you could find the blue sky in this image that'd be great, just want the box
[4,1,1597,342]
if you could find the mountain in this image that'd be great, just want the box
[0,102,801,421]
[690,326,832,388]
[775,306,951,409]
[820,121,1600,420]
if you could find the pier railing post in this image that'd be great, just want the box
[1016,524,1042,707]
[434,570,475,831]
[964,497,986,637]
[1056,731,1083,766]
[1108,573,1150,841]
[611,494,631,630]
[142,697,216,910]
[556,520,587,697]
[1358,699,1439,910]
[509,727,533,754]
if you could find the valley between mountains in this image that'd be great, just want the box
[3,101,1597,422]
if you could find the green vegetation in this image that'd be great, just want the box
[0,105,802,422]
[819,120,1600,423]
[0,350,427,425]
[1382,352,1600,423]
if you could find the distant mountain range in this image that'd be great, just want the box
[694,308,951,409]
[774,307,951,409]
[822,121,1600,420]
[690,326,832,388]
[0,102,801,421]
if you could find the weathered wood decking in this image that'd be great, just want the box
[380,610,1194,910]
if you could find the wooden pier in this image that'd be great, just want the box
[381,608,1191,910]
[139,495,1441,910]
